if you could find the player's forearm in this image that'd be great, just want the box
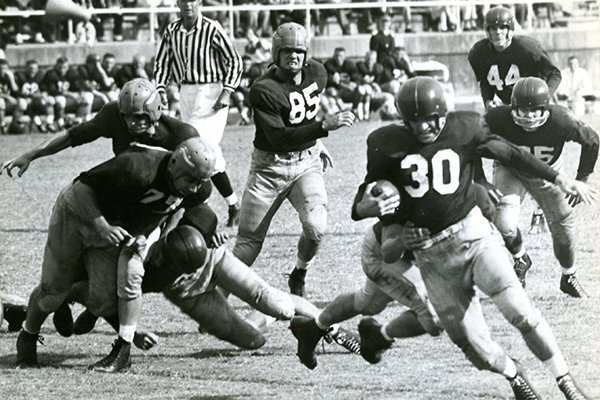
[262,122,327,150]
[68,181,107,228]
[28,132,72,160]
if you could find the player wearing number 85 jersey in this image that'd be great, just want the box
[233,22,355,297]
[357,77,593,399]
[486,77,599,298]
[468,6,561,111]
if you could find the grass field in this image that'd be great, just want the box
[0,114,599,400]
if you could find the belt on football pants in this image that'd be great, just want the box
[419,217,468,250]
[256,145,317,162]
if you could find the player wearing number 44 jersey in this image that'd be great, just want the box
[486,77,599,297]
[233,22,355,297]
[361,77,594,400]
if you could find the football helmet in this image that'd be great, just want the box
[272,22,309,65]
[164,225,208,273]
[484,6,514,49]
[511,77,550,131]
[168,137,216,183]
[118,78,162,123]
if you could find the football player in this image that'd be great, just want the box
[352,76,593,399]
[485,77,599,296]
[468,5,563,278]
[15,137,215,373]
[233,22,355,298]
[14,60,56,133]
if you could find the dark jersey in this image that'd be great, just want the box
[42,67,84,95]
[370,32,395,64]
[76,146,209,236]
[15,71,45,98]
[68,102,199,154]
[355,60,392,86]
[249,59,329,152]
[468,35,561,104]
[355,111,559,232]
[323,58,360,88]
[486,105,599,179]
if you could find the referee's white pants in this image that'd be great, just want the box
[180,83,229,173]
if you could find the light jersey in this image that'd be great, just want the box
[364,111,559,233]
[468,35,561,104]
[76,146,210,236]
[485,105,600,178]
[249,59,329,152]
[68,102,200,155]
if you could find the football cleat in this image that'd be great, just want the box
[560,274,589,298]
[52,301,73,337]
[508,360,540,400]
[529,211,548,234]
[226,202,240,227]
[287,268,307,297]
[16,330,43,369]
[73,309,99,335]
[289,316,326,370]
[513,253,532,288]
[358,317,393,364]
[88,337,132,373]
[4,303,27,332]
[557,374,589,400]
[327,327,361,355]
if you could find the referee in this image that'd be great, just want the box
[154,0,243,227]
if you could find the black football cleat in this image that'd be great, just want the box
[328,327,361,355]
[557,374,589,400]
[88,337,132,373]
[289,316,326,370]
[287,268,307,297]
[226,202,240,227]
[560,274,589,298]
[52,301,73,337]
[4,303,27,332]
[16,330,42,369]
[513,253,532,288]
[73,309,99,335]
[508,360,540,400]
[358,317,393,364]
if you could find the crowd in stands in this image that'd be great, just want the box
[0,1,592,47]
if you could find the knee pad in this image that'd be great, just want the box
[37,286,68,315]
[117,252,145,300]
[353,290,388,315]
[302,204,327,243]
[256,287,295,320]
[494,194,521,236]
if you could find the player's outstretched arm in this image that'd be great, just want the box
[555,174,598,206]
[322,110,356,131]
[0,132,72,177]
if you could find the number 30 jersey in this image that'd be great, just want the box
[468,35,561,105]
[249,59,329,152]
[363,111,558,233]
[485,105,599,180]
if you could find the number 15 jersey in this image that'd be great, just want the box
[249,59,329,152]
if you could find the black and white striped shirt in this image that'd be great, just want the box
[154,16,243,92]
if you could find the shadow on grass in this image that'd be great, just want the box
[0,352,93,370]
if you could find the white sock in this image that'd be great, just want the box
[502,356,518,379]
[561,267,576,275]
[513,248,526,259]
[315,316,330,331]
[380,324,393,341]
[225,193,238,206]
[119,324,136,343]
[296,258,310,271]
[543,354,569,379]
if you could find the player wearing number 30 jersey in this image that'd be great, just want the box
[233,22,355,297]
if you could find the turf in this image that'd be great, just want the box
[0,115,599,400]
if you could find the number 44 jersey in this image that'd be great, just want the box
[364,111,558,233]
[249,59,329,153]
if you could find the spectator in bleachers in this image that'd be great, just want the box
[380,45,415,95]
[322,47,358,116]
[231,55,261,125]
[354,50,397,121]
[42,57,93,129]
[244,28,272,71]
[15,59,56,133]
[78,53,113,111]
[352,0,384,33]
[369,14,395,65]
[115,54,150,88]
[556,55,593,116]
[317,0,351,35]
[430,4,458,32]
[0,59,24,134]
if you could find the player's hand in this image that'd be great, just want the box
[133,330,159,351]
[96,222,132,247]
[213,90,231,112]
[209,231,229,248]
[397,222,431,250]
[356,182,400,218]
[555,174,598,206]
[0,153,34,177]
[316,139,334,171]
[123,235,148,255]
[484,99,502,111]
[322,110,355,131]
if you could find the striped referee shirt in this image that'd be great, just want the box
[154,15,243,92]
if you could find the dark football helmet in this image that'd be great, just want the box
[511,77,550,131]
[484,6,515,49]
[272,22,309,65]
[164,225,208,274]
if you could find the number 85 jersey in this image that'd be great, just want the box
[249,59,329,153]
[364,111,558,233]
